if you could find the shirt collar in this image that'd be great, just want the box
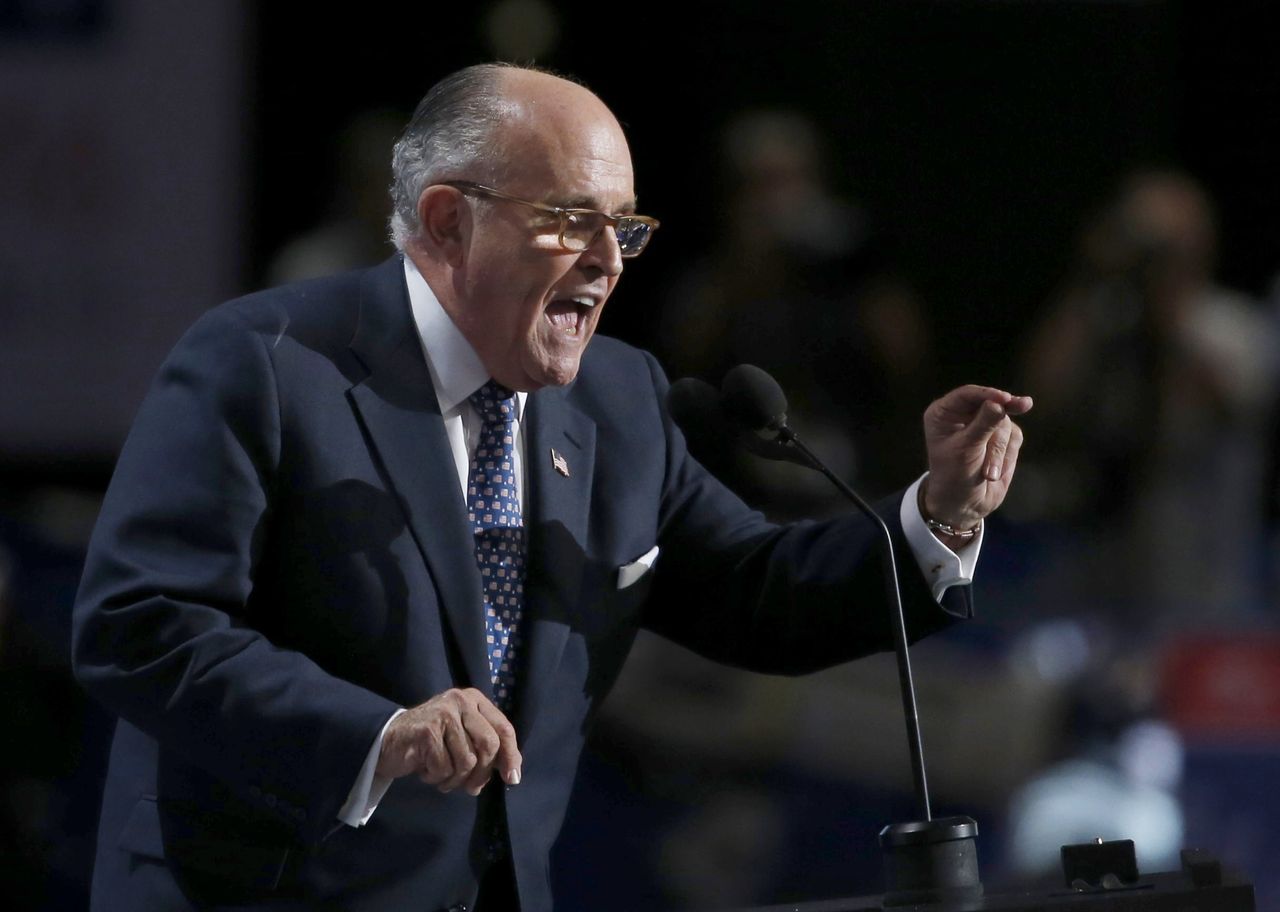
[402,255,526,419]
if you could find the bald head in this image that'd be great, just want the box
[388,64,629,249]
[495,67,625,150]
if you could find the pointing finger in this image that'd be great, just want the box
[929,386,1033,423]
[1004,394,1033,417]
[930,385,1014,419]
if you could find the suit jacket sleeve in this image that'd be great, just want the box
[640,351,970,673]
[72,304,400,842]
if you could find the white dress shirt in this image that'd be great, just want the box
[338,256,980,826]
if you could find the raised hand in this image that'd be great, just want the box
[921,385,1032,531]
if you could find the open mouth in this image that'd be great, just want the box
[544,297,594,336]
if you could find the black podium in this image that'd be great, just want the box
[721,846,1254,912]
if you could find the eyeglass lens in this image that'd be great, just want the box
[563,212,652,256]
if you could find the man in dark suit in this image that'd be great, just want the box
[73,64,1030,911]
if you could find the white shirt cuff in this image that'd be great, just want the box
[900,473,982,601]
[337,708,405,827]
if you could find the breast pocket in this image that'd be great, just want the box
[616,544,660,590]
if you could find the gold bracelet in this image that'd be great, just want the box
[924,517,982,540]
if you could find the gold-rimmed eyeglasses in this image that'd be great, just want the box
[439,180,660,258]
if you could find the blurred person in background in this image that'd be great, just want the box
[1005,645,1184,881]
[267,109,401,284]
[659,109,936,517]
[1265,273,1280,601]
[1021,168,1278,627]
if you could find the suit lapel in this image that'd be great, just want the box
[345,259,493,699]
[516,385,596,738]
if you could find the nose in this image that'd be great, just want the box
[577,224,624,278]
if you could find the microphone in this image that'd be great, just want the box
[672,364,981,906]
[667,375,808,467]
[720,364,788,434]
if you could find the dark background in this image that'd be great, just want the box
[251,0,1277,393]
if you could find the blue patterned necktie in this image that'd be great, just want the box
[466,380,525,710]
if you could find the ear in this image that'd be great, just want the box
[416,185,469,268]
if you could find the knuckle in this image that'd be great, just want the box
[428,713,451,740]
[424,737,450,763]
[476,730,500,758]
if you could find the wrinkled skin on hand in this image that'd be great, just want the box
[377,688,522,796]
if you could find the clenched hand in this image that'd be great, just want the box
[376,688,522,796]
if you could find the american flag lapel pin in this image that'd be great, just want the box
[550,448,570,477]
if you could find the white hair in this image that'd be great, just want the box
[387,63,524,250]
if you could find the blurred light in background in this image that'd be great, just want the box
[482,0,561,62]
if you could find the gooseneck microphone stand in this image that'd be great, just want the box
[713,364,982,906]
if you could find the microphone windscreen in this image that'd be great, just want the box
[720,364,788,432]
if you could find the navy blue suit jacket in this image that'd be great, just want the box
[73,256,969,911]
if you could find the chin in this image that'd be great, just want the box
[525,355,584,389]
[540,363,582,388]
[523,332,593,389]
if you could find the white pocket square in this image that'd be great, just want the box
[616,545,660,589]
